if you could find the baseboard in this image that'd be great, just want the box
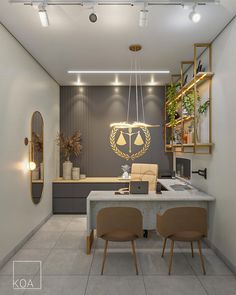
[206,239,236,275]
[0,212,52,270]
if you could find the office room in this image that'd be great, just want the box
[0,0,236,294]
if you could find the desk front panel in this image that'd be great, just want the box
[53,182,129,214]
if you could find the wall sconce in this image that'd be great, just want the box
[24,137,36,171]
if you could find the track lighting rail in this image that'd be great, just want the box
[9,0,220,7]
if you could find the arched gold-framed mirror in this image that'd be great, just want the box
[31,111,44,204]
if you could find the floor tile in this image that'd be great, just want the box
[0,275,25,295]
[144,275,207,295]
[40,219,70,232]
[0,249,50,275]
[55,231,87,250]
[184,250,233,275]
[23,275,88,295]
[95,238,132,250]
[199,275,236,295]
[23,231,62,249]
[136,231,164,249]
[42,249,93,275]
[49,215,74,221]
[65,218,87,231]
[86,276,146,295]
[90,248,142,276]
[177,240,209,250]
[140,251,194,275]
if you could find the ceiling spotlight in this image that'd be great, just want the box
[38,5,49,27]
[139,8,148,27]
[189,5,201,23]
[89,12,97,23]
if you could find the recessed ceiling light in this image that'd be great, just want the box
[112,75,123,86]
[68,70,170,74]
[89,12,97,23]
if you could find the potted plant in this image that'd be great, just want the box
[57,131,82,180]
[166,82,181,125]
[182,90,195,116]
[196,99,210,142]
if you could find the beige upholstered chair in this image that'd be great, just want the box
[97,207,143,275]
[131,163,158,192]
[157,207,207,275]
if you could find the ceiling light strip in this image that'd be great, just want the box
[68,70,170,74]
[10,0,218,6]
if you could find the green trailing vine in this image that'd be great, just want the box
[183,90,195,116]
[183,89,210,116]
[198,100,210,114]
[166,82,181,125]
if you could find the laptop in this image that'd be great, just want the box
[129,181,149,194]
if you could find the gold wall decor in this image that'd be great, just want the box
[110,126,151,161]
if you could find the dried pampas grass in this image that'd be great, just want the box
[57,131,82,161]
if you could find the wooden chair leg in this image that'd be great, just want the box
[168,240,175,275]
[161,238,167,257]
[131,240,139,275]
[198,240,206,275]
[190,242,194,258]
[101,240,108,275]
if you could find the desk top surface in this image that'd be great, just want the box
[87,190,215,202]
[87,178,215,202]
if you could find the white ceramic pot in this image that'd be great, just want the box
[63,161,73,180]
[72,167,80,180]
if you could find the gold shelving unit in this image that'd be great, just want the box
[165,43,214,154]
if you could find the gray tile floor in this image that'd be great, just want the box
[0,215,235,295]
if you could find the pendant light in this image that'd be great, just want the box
[110,44,160,129]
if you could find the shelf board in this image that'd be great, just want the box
[165,143,213,149]
[166,72,214,106]
[165,115,194,127]
[196,143,213,147]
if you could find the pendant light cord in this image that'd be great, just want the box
[138,59,145,123]
[127,59,133,123]
[135,54,139,122]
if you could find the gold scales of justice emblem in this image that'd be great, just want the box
[110,125,152,161]
[109,44,160,161]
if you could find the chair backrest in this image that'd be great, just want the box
[157,207,207,238]
[97,207,143,238]
[131,163,158,192]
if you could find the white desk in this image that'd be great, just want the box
[86,179,215,254]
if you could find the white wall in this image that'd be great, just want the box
[177,17,236,271]
[0,24,59,264]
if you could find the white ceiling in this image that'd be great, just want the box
[0,0,236,86]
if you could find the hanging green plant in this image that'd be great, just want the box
[166,82,180,125]
[182,90,201,116]
[198,100,210,114]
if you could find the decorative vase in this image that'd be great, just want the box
[122,171,129,179]
[63,161,72,180]
[40,163,44,180]
[72,167,80,180]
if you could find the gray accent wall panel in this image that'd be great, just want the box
[60,86,172,176]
